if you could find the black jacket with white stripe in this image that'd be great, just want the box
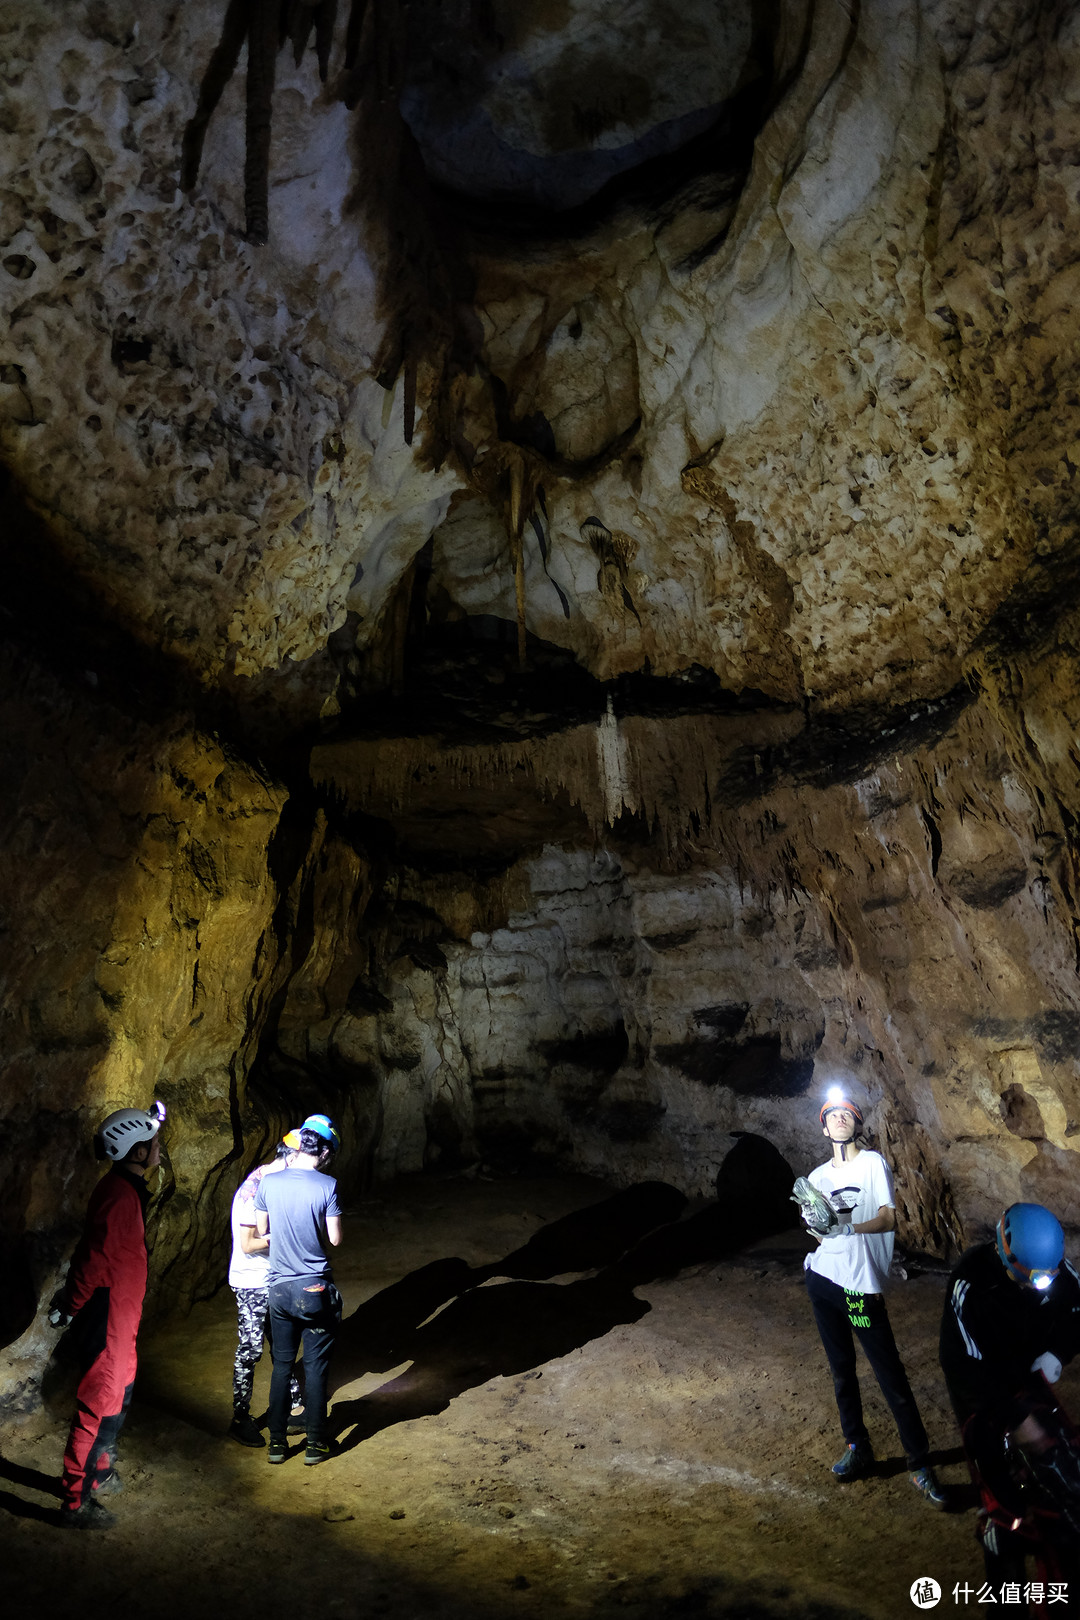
[939,1242,1080,1432]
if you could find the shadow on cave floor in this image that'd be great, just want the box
[326,1145,800,1448]
[1,1167,1042,1620]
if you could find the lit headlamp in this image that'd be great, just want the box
[819,1087,863,1129]
[996,1211,1061,1292]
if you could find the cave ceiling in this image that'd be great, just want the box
[3,0,1078,865]
[0,0,1077,938]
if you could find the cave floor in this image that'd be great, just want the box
[4,1171,1061,1620]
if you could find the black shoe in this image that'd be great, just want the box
[287,1407,306,1435]
[304,1441,331,1467]
[94,1469,122,1497]
[60,1499,117,1530]
[831,1440,874,1480]
[229,1413,266,1448]
[267,1439,288,1465]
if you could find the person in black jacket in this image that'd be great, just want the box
[940,1202,1080,1578]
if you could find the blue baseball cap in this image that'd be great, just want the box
[300,1113,341,1153]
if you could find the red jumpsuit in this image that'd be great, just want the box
[60,1166,149,1512]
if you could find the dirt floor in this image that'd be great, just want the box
[3,1171,1071,1620]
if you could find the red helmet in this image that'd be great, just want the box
[819,1088,864,1129]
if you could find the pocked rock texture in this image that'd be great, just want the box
[1,1,1078,713]
[3,0,1080,1403]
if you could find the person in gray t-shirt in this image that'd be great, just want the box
[255,1117,343,1465]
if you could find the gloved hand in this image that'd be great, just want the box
[790,1177,838,1236]
[1031,1351,1063,1384]
[47,1291,73,1329]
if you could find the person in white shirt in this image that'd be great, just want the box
[227,1135,302,1446]
[802,1086,945,1507]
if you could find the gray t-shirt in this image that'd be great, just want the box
[254,1167,341,1284]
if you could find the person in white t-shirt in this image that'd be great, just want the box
[227,1136,303,1446]
[803,1086,945,1508]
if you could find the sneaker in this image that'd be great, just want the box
[267,1439,289,1465]
[304,1441,331,1467]
[229,1412,266,1448]
[94,1469,122,1497]
[910,1466,947,1508]
[60,1498,117,1530]
[287,1408,306,1435]
[831,1440,875,1480]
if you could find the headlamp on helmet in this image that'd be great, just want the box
[996,1203,1064,1292]
[819,1087,864,1129]
[97,1102,165,1161]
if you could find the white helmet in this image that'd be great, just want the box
[98,1100,166,1161]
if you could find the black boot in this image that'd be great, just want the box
[229,1410,265,1447]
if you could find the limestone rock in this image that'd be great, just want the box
[3,1,1077,719]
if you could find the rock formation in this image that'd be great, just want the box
[3,0,1080,1403]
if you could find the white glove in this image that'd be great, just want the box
[835,1224,855,1237]
[1031,1351,1063,1384]
[790,1177,838,1236]
[47,1291,73,1329]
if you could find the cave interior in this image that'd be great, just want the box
[3,1,1080,1615]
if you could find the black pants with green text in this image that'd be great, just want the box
[805,1268,930,1467]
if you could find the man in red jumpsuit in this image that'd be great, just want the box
[50,1101,166,1529]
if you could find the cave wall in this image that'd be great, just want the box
[0,644,455,1408]
[298,608,1080,1251]
[0,644,287,1401]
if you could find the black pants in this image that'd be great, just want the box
[805,1268,930,1467]
[267,1278,342,1445]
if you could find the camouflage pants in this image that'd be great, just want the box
[232,1287,302,1414]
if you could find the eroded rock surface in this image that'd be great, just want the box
[3,0,1078,715]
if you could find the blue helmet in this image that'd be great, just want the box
[301,1113,341,1153]
[996,1203,1064,1291]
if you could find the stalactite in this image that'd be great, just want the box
[243,4,278,246]
[402,351,417,447]
[179,0,583,649]
[583,516,642,620]
[310,709,800,863]
[285,0,338,73]
[181,0,340,243]
[508,451,527,669]
[179,0,249,196]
